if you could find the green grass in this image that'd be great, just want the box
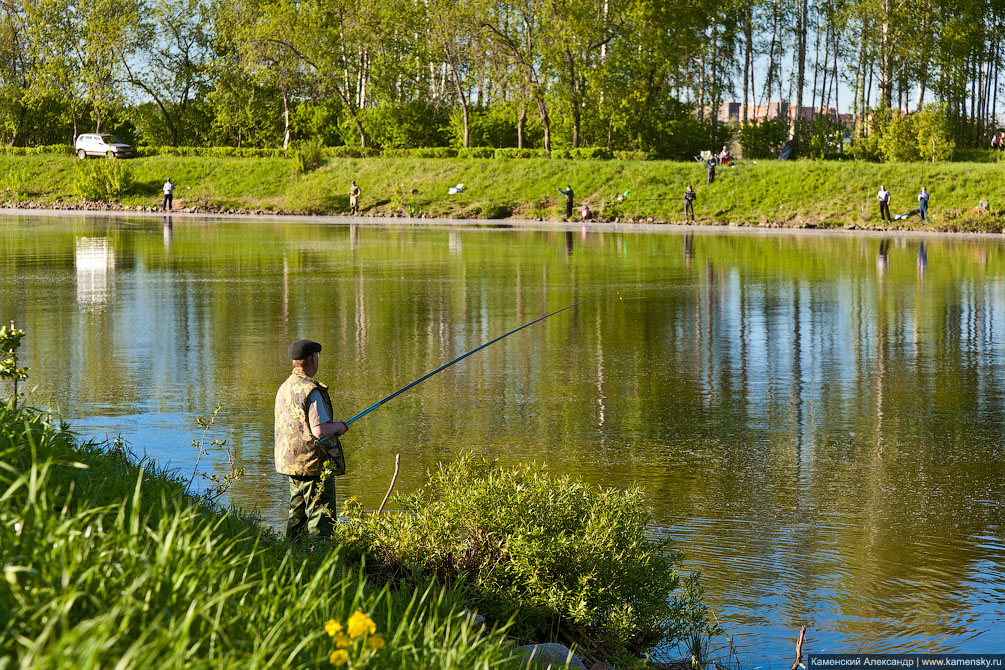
[0,401,530,669]
[2,153,1005,231]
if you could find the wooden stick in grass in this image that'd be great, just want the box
[377,453,400,514]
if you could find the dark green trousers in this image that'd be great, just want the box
[287,475,336,541]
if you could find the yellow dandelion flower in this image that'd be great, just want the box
[365,635,385,650]
[329,649,350,665]
[325,619,343,637]
[335,632,353,649]
[347,611,376,638]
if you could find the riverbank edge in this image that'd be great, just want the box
[5,203,1005,240]
[2,400,708,668]
[2,154,1004,233]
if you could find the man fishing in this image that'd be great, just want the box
[558,185,574,219]
[274,339,348,542]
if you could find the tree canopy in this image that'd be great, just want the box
[1,0,1002,157]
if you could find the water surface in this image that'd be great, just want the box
[2,213,1003,662]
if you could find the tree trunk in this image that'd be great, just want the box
[517,103,526,149]
[988,36,996,125]
[880,0,893,108]
[854,23,866,134]
[743,5,753,123]
[793,0,807,149]
[537,97,551,152]
[811,5,820,114]
[282,88,291,150]
[443,40,470,148]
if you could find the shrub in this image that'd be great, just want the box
[330,146,382,158]
[72,159,133,201]
[494,148,549,159]
[570,147,613,160]
[350,102,451,150]
[382,147,458,158]
[878,113,920,162]
[449,105,544,149]
[334,455,714,659]
[457,147,496,159]
[293,138,326,173]
[0,144,72,156]
[147,146,290,158]
[410,147,457,158]
[1,166,30,201]
[614,151,655,161]
[738,118,789,159]
[914,104,955,162]
[800,116,846,159]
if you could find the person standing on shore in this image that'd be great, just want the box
[274,339,349,542]
[558,185,574,219]
[706,157,716,185]
[162,178,174,211]
[877,184,892,222]
[349,180,361,215]
[918,186,931,222]
[683,184,696,222]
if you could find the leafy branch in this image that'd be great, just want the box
[0,321,29,408]
[186,403,244,504]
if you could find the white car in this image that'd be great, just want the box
[75,134,136,159]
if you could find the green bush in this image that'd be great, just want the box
[0,144,73,156]
[293,138,326,173]
[411,147,457,158]
[614,151,655,161]
[330,146,382,158]
[72,159,133,201]
[878,113,920,162]
[1,165,30,201]
[148,146,290,159]
[570,147,613,160]
[550,147,613,160]
[383,147,458,158]
[449,105,544,149]
[350,103,451,150]
[914,104,955,162]
[334,455,714,658]
[494,148,549,159]
[800,116,846,159]
[738,118,789,159]
[456,147,496,159]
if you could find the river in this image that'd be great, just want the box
[1,211,1003,662]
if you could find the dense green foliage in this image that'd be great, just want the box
[72,159,134,200]
[0,402,530,669]
[849,106,957,163]
[334,456,714,660]
[3,0,1001,157]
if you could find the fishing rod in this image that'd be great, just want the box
[343,297,596,425]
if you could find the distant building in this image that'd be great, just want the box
[718,99,853,129]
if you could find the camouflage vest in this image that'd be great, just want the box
[274,369,334,476]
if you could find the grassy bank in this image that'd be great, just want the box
[0,397,713,668]
[2,153,1004,231]
[0,401,527,669]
